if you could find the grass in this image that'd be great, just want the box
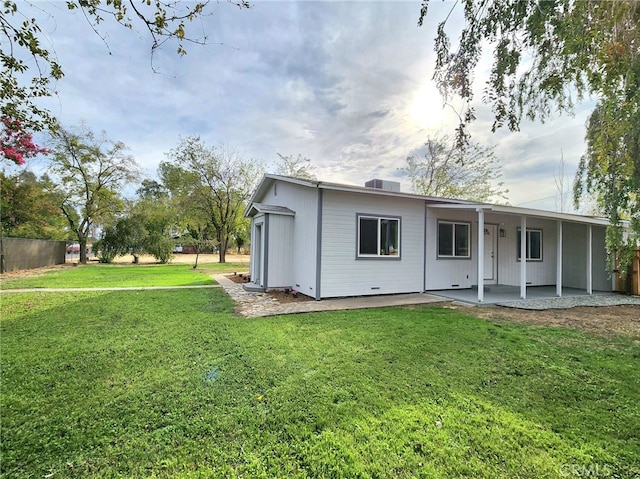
[1,266,639,478]
[0,263,247,289]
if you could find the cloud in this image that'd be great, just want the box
[19,1,595,213]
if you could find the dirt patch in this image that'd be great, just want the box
[225,273,313,304]
[263,289,314,304]
[462,304,640,338]
[0,264,74,281]
[226,272,252,284]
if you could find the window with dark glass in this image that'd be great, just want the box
[517,228,543,261]
[358,216,400,257]
[438,222,470,258]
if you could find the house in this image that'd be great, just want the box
[244,174,614,302]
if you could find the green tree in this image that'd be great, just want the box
[136,179,168,201]
[0,170,67,239]
[161,136,261,263]
[48,125,140,264]
[1,0,250,132]
[157,161,214,268]
[133,193,175,264]
[233,216,251,254]
[419,0,640,266]
[402,134,508,202]
[95,215,147,264]
[274,153,317,180]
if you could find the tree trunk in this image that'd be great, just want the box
[218,233,227,263]
[79,238,88,264]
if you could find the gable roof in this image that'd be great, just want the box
[246,202,296,217]
[246,174,612,227]
[247,174,473,208]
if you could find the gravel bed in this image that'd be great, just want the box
[497,293,640,310]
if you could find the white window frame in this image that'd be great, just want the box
[437,221,471,259]
[357,215,401,259]
[517,228,543,261]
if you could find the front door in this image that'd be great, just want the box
[483,224,498,284]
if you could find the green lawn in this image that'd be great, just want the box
[1,266,639,478]
[0,263,247,289]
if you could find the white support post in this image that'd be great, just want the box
[477,208,485,303]
[520,215,527,299]
[587,224,593,295]
[556,220,563,297]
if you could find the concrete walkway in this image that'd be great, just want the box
[213,274,450,318]
[5,275,636,317]
[0,285,222,293]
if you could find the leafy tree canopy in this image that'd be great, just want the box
[0,170,68,239]
[161,136,261,263]
[419,0,639,266]
[48,124,140,263]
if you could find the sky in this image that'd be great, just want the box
[21,0,595,212]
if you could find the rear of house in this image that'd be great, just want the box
[245,174,613,301]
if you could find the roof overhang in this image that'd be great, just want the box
[427,203,611,226]
[246,174,616,228]
[245,202,295,218]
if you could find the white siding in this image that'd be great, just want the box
[320,190,424,298]
[425,210,560,289]
[265,215,293,288]
[425,208,476,289]
[494,215,558,286]
[251,177,613,298]
[563,222,587,289]
[562,223,611,291]
[258,181,319,296]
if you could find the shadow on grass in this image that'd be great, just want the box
[2,296,638,478]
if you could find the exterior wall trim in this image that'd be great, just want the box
[315,188,323,300]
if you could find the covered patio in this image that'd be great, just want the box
[430,285,614,306]
[427,204,613,303]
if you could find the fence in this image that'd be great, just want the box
[615,248,640,296]
[0,237,67,273]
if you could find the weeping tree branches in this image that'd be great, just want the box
[419,0,640,268]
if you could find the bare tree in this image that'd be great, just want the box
[402,134,508,202]
[554,150,570,213]
[274,153,317,180]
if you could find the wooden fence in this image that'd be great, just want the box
[615,248,640,296]
[0,237,67,273]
